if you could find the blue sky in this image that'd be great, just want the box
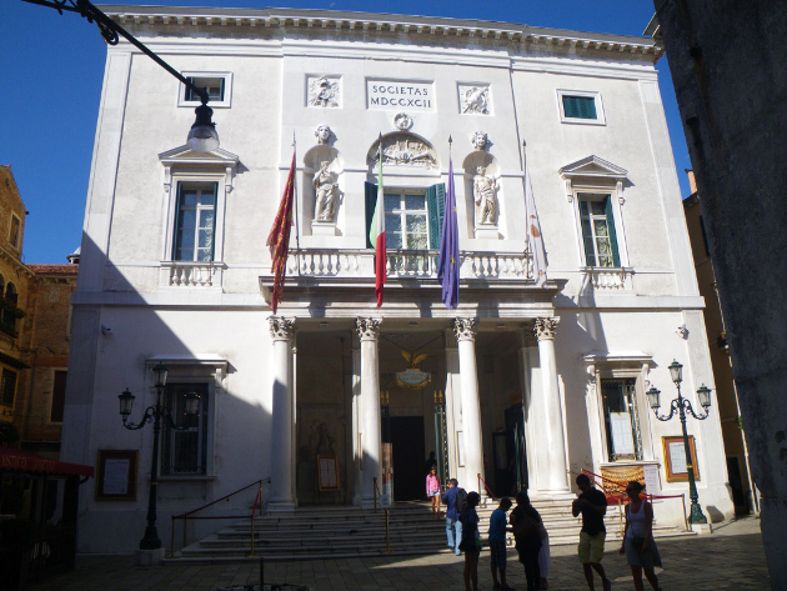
[1,1,689,264]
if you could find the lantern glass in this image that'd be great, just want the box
[118,388,135,417]
[184,391,201,416]
[697,384,712,409]
[646,386,661,410]
[668,360,683,384]
[153,363,169,388]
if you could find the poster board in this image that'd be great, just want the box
[96,449,137,501]
[662,436,700,482]
[317,455,339,491]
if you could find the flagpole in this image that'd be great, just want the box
[291,131,301,276]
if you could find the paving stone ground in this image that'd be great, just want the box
[31,518,770,591]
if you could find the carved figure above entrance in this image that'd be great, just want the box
[368,132,437,168]
[314,123,334,145]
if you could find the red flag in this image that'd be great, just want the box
[266,151,296,313]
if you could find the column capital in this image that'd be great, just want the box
[453,317,478,342]
[533,317,560,341]
[268,316,295,341]
[355,317,381,341]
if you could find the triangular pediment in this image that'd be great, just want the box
[559,155,628,179]
[158,144,239,167]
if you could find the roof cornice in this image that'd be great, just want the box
[100,5,662,60]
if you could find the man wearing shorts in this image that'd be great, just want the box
[572,474,612,591]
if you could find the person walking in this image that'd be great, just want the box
[619,481,662,591]
[426,467,442,515]
[510,491,543,591]
[572,474,612,591]
[442,478,464,555]
[489,497,513,590]
[459,491,482,591]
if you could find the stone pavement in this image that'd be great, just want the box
[31,518,770,591]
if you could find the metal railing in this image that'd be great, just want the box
[169,478,267,557]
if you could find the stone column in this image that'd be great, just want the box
[454,318,486,496]
[268,316,296,511]
[531,317,570,493]
[356,317,384,507]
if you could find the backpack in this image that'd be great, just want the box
[455,487,468,513]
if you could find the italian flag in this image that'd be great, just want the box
[369,138,386,307]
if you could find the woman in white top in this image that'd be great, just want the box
[619,480,662,591]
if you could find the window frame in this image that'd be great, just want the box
[571,187,629,270]
[50,369,68,423]
[172,182,219,263]
[178,72,233,108]
[8,213,21,251]
[0,368,17,407]
[578,193,620,268]
[557,89,606,126]
[160,381,211,477]
[600,378,643,462]
[384,189,430,251]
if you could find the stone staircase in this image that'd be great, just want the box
[167,498,694,564]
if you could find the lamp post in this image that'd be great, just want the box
[645,359,713,525]
[23,0,219,151]
[118,363,200,550]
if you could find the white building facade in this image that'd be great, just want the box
[61,6,733,553]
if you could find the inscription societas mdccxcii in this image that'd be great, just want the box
[367,80,434,111]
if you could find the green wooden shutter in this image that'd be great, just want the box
[365,182,377,249]
[563,95,597,119]
[604,196,621,267]
[426,183,446,250]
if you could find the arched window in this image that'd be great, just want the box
[1,282,18,336]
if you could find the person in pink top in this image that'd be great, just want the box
[426,467,442,515]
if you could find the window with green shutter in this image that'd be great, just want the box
[562,95,598,120]
[578,193,620,267]
[365,183,445,250]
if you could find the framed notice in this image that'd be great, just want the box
[96,449,137,500]
[662,436,700,483]
[317,455,339,491]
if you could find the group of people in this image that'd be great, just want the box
[426,467,664,591]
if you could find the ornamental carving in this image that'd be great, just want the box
[314,123,333,145]
[471,130,489,151]
[394,112,414,131]
[269,316,295,340]
[369,133,437,168]
[356,317,381,340]
[313,160,340,223]
[533,317,560,340]
[308,75,340,108]
[473,165,498,226]
[460,85,491,115]
[453,317,478,341]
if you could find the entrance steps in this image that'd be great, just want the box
[167,499,693,564]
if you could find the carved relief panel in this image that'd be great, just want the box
[307,75,341,108]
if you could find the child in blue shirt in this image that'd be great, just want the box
[489,497,513,590]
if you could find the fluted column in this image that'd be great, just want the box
[454,318,485,496]
[531,317,570,493]
[268,316,296,511]
[356,317,384,507]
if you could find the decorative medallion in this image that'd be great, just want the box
[395,350,431,390]
[394,112,414,131]
[459,84,491,115]
[308,75,340,108]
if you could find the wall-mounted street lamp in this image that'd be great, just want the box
[646,359,713,525]
[118,363,200,550]
[24,0,220,151]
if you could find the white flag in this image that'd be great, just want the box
[525,171,548,287]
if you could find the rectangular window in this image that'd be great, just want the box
[562,95,597,119]
[9,215,20,249]
[1,369,17,406]
[161,383,209,475]
[185,76,225,102]
[179,72,232,108]
[579,193,620,267]
[172,183,217,262]
[557,90,605,125]
[50,370,67,423]
[384,191,429,250]
[601,379,642,461]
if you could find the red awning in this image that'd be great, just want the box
[0,448,94,478]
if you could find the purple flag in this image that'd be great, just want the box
[437,156,459,308]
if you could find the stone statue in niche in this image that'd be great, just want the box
[462,86,490,114]
[309,76,339,108]
[314,123,333,145]
[313,160,340,222]
[472,130,489,151]
[473,165,498,225]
